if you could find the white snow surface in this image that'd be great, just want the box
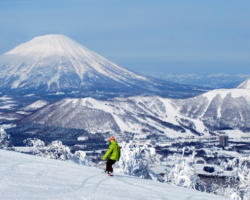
[0,95,12,100]
[24,100,48,110]
[0,150,226,200]
[201,88,250,99]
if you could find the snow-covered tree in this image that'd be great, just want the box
[115,141,153,179]
[236,157,250,200]
[72,150,94,166]
[218,156,250,200]
[0,126,10,148]
[22,138,94,167]
[23,138,45,148]
[43,140,71,160]
[165,148,199,189]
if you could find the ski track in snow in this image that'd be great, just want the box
[0,150,227,200]
[114,176,168,200]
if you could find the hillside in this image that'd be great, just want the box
[0,150,226,200]
[22,85,250,138]
[176,88,250,131]
[21,96,210,138]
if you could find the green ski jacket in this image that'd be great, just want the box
[102,140,121,161]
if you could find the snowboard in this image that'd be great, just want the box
[104,170,113,176]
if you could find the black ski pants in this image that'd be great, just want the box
[106,159,116,173]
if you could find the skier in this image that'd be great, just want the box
[102,136,121,176]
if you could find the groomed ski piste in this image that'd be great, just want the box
[0,150,226,200]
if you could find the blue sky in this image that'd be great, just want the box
[0,0,249,77]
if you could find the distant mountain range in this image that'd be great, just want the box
[1,34,250,137]
[0,34,204,98]
[162,74,250,89]
[21,78,250,137]
[21,96,209,138]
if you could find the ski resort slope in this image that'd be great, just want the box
[0,150,226,200]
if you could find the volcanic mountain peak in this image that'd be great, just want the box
[0,34,147,90]
[5,34,87,58]
[0,34,204,98]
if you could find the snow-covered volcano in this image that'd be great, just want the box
[0,34,149,92]
[0,34,205,98]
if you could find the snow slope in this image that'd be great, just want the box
[22,96,210,138]
[176,88,250,131]
[0,150,226,200]
[237,78,250,89]
[23,100,48,111]
[21,84,250,137]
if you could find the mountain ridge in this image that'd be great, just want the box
[176,87,250,131]
[21,81,250,137]
[21,96,210,138]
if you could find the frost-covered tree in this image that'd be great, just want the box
[22,138,46,155]
[23,138,45,148]
[218,156,250,200]
[0,126,10,148]
[236,157,250,200]
[43,140,71,160]
[165,148,199,189]
[22,138,93,167]
[72,150,94,166]
[115,141,154,179]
